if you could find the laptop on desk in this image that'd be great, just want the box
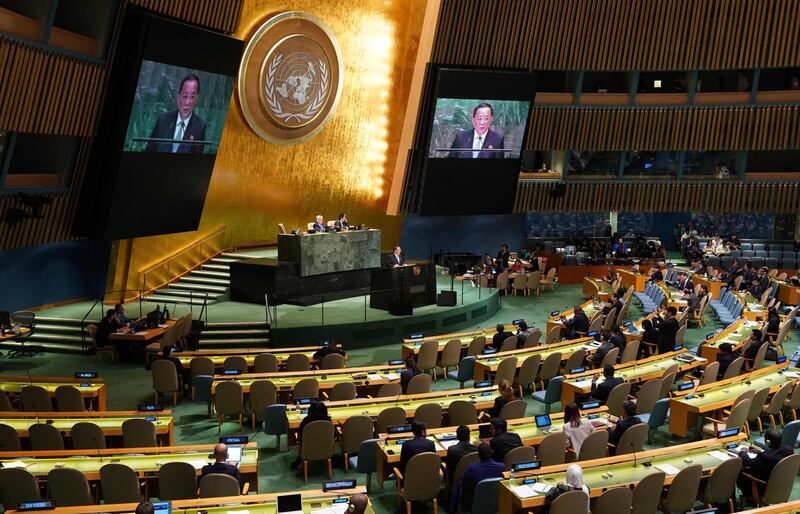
[277,493,304,514]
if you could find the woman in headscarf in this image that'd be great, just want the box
[544,464,590,511]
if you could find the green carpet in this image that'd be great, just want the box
[2,283,799,513]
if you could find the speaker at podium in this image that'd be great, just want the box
[370,262,436,315]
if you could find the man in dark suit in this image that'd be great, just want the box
[383,246,405,268]
[457,443,507,512]
[675,272,693,291]
[311,215,326,232]
[492,323,514,350]
[400,420,436,471]
[653,306,679,353]
[145,73,207,154]
[448,103,505,158]
[608,400,641,454]
[446,425,479,477]
[592,364,624,403]
[651,266,664,282]
[562,305,589,340]
[201,443,243,490]
[737,428,793,497]
[716,343,738,379]
[609,325,626,354]
[488,418,522,463]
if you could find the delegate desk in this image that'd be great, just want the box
[0,376,106,410]
[285,387,496,434]
[5,488,372,514]
[400,324,518,359]
[777,279,800,306]
[174,345,335,370]
[109,319,177,344]
[739,499,800,514]
[620,311,658,343]
[699,318,761,362]
[740,292,768,321]
[582,277,614,301]
[472,337,597,382]
[657,282,688,310]
[669,363,799,437]
[375,408,614,487]
[0,443,259,493]
[0,411,174,446]
[211,364,403,399]
[546,300,600,336]
[560,349,705,405]
[498,435,746,513]
[676,267,724,298]
[617,268,648,292]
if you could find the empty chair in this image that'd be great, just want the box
[328,382,357,401]
[122,418,157,448]
[223,356,248,374]
[300,419,335,481]
[340,416,374,471]
[0,468,41,510]
[577,430,608,461]
[742,453,800,506]
[563,349,586,373]
[21,385,51,412]
[248,380,277,430]
[784,383,800,421]
[500,336,518,352]
[193,375,214,418]
[448,400,478,426]
[158,461,198,500]
[619,340,640,364]
[503,445,537,469]
[549,490,588,514]
[761,381,793,428]
[215,380,244,430]
[293,378,320,400]
[264,404,288,451]
[523,329,542,347]
[414,402,442,428]
[416,340,440,380]
[349,438,378,492]
[100,463,142,504]
[448,356,476,388]
[531,375,564,414]
[376,406,407,434]
[703,398,750,437]
[395,452,441,514]
[29,422,65,450]
[698,361,719,386]
[199,473,241,498]
[499,399,526,420]
[537,431,567,466]
[468,477,503,514]
[599,347,619,368]
[0,391,14,411]
[467,336,487,356]
[699,456,741,512]
[190,357,215,398]
[634,378,660,414]
[513,354,541,396]
[746,388,772,435]
[721,356,744,380]
[438,339,462,379]
[493,356,518,386]
[48,467,93,506]
[614,422,648,455]
[377,382,402,397]
[537,352,562,389]
[253,353,279,373]
[55,385,86,412]
[660,464,702,513]
[0,423,22,451]
[407,373,432,394]
[285,353,310,372]
[631,471,666,514]
[592,487,632,514]
[659,372,677,399]
[320,352,345,370]
[605,382,632,417]
[546,326,562,344]
[152,359,180,405]
[70,421,106,450]
[641,397,671,443]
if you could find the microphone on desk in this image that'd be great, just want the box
[25,370,40,423]
[92,435,104,463]
[631,440,638,467]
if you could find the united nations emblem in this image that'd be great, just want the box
[238,12,343,144]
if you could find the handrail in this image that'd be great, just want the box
[140,225,234,293]
[79,289,209,353]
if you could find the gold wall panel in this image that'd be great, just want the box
[514,181,800,214]
[525,105,800,151]
[432,0,800,70]
[111,0,426,293]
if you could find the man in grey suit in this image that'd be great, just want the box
[449,103,505,158]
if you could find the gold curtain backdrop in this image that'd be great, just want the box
[110,0,426,294]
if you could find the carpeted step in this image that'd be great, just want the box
[197,337,270,348]
[169,282,228,293]
[34,323,83,334]
[191,270,230,279]
[202,263,231,271]
[220,252,255,259]
[144,294,212,306]
[199,329,269,338]
[156,289,222,300]
[179,276,230,286]
[209,257,239,264]
[204,321,269,329]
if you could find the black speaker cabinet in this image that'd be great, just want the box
[437,290,457,307]
[389,299,413,316]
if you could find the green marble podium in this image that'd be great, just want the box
[277,229,381,276]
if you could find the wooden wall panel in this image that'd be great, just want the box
[524,105,800,151]
[432,0,800,70]
[128,0,243,34]
[513,181,800,213]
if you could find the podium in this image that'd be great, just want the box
[370,263,436,315]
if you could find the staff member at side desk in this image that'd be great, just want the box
[383,246,405,268]
[591,364,623,404]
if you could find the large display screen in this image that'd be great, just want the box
[123,61,235,154]
[428,98,529,159]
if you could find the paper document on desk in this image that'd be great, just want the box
[783,372,800,379]
[438,439,460,449]
[311,503,349,514]
[367,374,383,381]
[532,482,553,493]
[384,373,401,381]
[708,450,733,462]
[654,463,681,475]
[0,460,28,468]
[511,485,538,498]
[188,460,209,470]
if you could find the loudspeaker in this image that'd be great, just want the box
[437,290,457,307]
[389,299,413,316]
